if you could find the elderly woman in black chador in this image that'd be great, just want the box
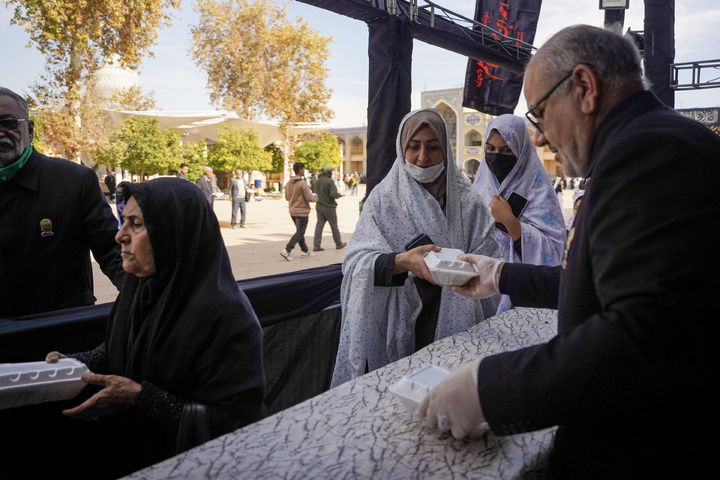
[46,178,265,477]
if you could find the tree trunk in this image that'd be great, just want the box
[66,39,83,164]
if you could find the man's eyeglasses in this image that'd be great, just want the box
[525,70,573,134]
[0,118,29,132]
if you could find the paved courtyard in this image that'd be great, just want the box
[92,183,576,305]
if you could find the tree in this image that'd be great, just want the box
[6,0,181,160]
[191,0,332,124]
[208,125,271,173]
[264,143,284,174]
[29,113,47,155]
[294,133,341,173]
[106,86,159,111]
[182,140,208,182]
[97,116,183,180]
[190,0,334,181]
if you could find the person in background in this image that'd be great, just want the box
[313,164,346,251]
[332,108,499,387]
[472,114,565,314]
[280,162,317,261]
[0,86,123,319]
[104,172,116,201]
[230,169,247,229]
[196,165,214,206]
[416,25,720,478]
[46,178,265,479]
[565,190,585,233]
[176,162,189,180]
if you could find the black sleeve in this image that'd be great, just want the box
[68,343,108,373]
[374,253,409,286]
[499,263,560,309]
[134,381,185,424]
[512,238,522,258]
[81,168,124,289]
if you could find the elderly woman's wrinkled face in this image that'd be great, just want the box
[405,126,443,167]
[116,196,156,277]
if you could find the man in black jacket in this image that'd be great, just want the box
[0,86,123,319]
[417,25,720,478]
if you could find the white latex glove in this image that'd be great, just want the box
[414,359,490,440]
[450,254,503,299]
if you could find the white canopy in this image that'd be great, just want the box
[101,109,334,147]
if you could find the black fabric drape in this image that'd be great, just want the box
[462,0,543,115]
[366,14,413,195]
[644,0,675,107]
[262,306,342,414]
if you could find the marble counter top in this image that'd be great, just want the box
[125,307,558,480]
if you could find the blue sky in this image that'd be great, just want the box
[2,0,719,128]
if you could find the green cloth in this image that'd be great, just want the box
[0,145,32,183]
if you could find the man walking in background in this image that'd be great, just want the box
[230,169,247,229]
[313,164,346,251]
[280,162,317,261]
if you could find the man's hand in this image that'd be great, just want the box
[415,359,490,440]
[450,254,503,299]
[394,244,442,283]
[62,374,141,421]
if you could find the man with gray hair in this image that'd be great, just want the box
[196,165,214,206]
[417,25,719,477]
[0,86,123,319]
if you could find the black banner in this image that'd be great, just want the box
[462,0,543,115]
[676,107,720,138]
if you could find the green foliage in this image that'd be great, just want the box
[264,143,284,174]
[29,113,46,154]
[294,132,341,172]
[181,140,207,181]
[207,125,271,173]
[96,115,182,179]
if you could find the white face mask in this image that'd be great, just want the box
[404,160,445,184]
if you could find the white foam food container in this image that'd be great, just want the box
[0,358,89,410]
[388,364,451,413]
[424,248,478,286]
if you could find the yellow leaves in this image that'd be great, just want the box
[190,0,334,124]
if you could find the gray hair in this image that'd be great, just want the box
[531,25,647,94]
[0,87,30,119]
[203,165,213,174]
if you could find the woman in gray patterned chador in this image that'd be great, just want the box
[332,109,500,387]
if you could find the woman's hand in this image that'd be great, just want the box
[490,195,521,241]
[63,374,142,421]
[394,244,442,284]
[45,351,67,363]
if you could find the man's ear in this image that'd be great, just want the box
[28,119,35,144]
[572,64,600,115]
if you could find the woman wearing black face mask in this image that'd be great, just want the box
[473,114,566,315]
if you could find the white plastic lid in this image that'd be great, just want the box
[424,248,478,286]
[388,364,451,413]
[0,358,89,410]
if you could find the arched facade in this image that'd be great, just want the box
[330,127,368,176]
